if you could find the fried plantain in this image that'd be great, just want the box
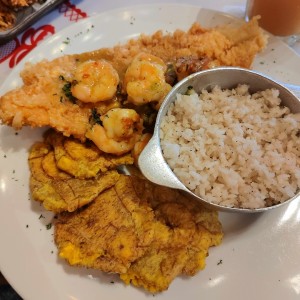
[54,175,223,293]
[45,129,134,178]
[28,139,120,212]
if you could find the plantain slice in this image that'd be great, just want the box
[28,136,120,213]
[45,129,134,179]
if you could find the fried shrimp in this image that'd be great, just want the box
[71,60,119,103]
[124,53,172,106]
[86,108,143,155]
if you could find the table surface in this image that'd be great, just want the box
[0,0,299,299]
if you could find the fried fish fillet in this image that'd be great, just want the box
[44,129,134,179]
[54,175,223,293]
[0,56,90,140]
[0,20,267,139]
[28,136,120,212]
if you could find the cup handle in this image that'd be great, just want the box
[138,135,187,190]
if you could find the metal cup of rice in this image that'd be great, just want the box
[138,67,300,212]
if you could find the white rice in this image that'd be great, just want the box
[160,85,300,209]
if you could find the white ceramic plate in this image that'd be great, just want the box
[0,4,300,300]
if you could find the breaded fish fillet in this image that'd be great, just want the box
[0,20,267,139]
[28,136,120,212]
[54,175,223,293]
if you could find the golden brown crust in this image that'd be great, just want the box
[54,175,223,292]
[0,19,267,139]
[28,130,122,212]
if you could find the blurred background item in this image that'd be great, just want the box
[0,1,16,31]
[0,0,63,43]
[246,0,300,44]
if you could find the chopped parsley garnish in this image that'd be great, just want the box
[90,108,102,125]
[62,82,73,98]
[46,223,52,230]
[62,37,70,45]
[217,259,223,265]
[58,76,78,103]
[185,85,194,95]
[116,83,122,96]
[86,25,95,33]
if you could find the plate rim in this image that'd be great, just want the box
[1,3,300,300]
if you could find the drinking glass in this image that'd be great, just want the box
[245,0,300,45]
